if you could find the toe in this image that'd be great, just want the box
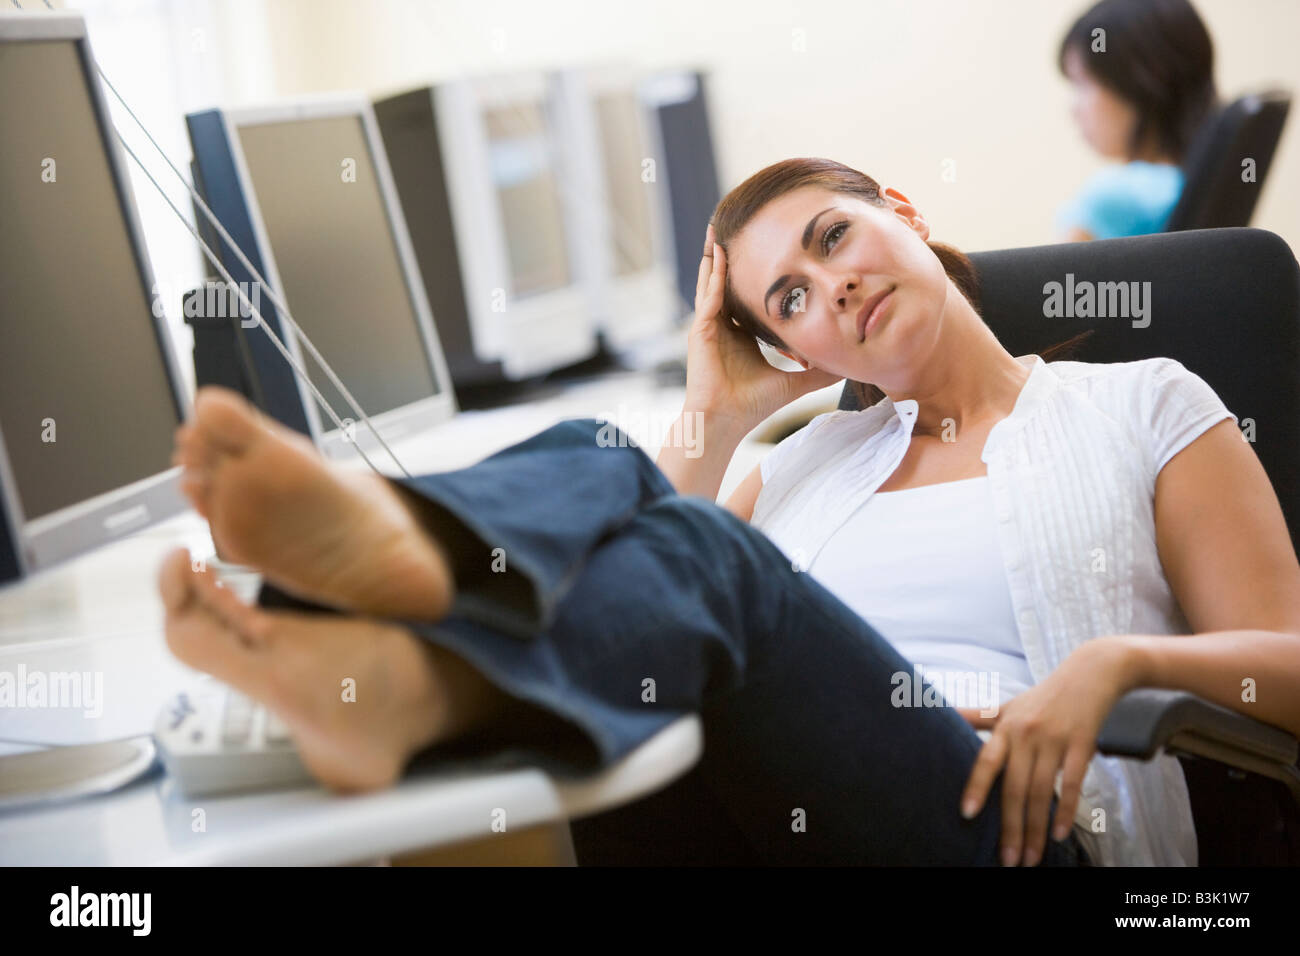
[158,548,196,613]
[174,424,219,472]
[179,470,212,515]
[163,581,266,694]
[189,566,272,648]
[194,386,264,457]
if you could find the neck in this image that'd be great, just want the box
[1130,134,1176,166]
[881,295,1031,438]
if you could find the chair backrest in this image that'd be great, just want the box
[836,228,1300,555]
[1165,90,1291,231]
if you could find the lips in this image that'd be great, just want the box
[856,287,894,343]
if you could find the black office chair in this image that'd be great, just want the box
[1164,90,1291,232]
[834,227,1300,864]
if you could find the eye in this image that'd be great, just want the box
[778,287,805,319]
[821,220,849,255]
[778,221,850,319]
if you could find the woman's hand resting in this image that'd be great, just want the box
[685,222,842,430]
[955,636,1141,866]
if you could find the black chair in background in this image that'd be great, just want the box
[836,227,1300,864]
[1164,90,1291,232]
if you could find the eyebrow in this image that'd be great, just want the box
[762,206,836,316]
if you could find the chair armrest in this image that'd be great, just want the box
[1097,688,1300,800]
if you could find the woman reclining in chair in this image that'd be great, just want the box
[161,156,1300,867]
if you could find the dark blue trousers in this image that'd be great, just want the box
[258,418,1088,865]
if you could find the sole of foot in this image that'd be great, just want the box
[171,386,455,622]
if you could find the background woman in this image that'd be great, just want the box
[1056,0,1219,240]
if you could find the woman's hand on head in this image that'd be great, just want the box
[685,223,842,430]
[955,636,1140,866]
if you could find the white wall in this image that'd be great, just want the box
[225,0,1300,256]
[55,0,1300,368]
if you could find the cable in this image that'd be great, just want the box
[4,0,411,760]
[94,67,412,478]
[112,132,397,477]
[12,0,414,476]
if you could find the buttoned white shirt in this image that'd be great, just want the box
[752,353,1239,866]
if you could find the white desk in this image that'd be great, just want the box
[0,368,838,864]
[0,707,703,866]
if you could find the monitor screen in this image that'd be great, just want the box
[594,91,655,277]
[483,102,570,298]
[0,39,180,521]
[235,113,440,424]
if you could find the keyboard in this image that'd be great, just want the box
[153,681,314,797]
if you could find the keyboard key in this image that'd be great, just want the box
[221,691,254,745]
[264,709,293,744]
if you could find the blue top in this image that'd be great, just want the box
[1056,161,1185,239]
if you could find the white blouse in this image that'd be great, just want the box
[808,476,1035,713]
[753,354,1239,866]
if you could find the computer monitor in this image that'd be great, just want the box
[186,95,457,461]
[640,70,723,317]
[378,74,598,381]
[550,67,678,354]
[0,12,190,586]
[373,85,508,397]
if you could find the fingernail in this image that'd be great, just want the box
[1023,848,1040,867]
[961,798,978,819]
[1001,846,1018,866]
[1052,822,1069,841]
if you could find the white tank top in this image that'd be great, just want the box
[807,475,1035,712]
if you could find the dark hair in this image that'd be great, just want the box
[1058,0,1218,162]
[712,157,1093,410]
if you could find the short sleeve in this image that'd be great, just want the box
[1056,168,1131,238]
[1142,358,1239,476]
[1056,164,1183,239]
[759,411,836,484]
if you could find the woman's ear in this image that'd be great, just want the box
[882,186,931,241]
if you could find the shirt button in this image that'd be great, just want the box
[998,508,1011,522]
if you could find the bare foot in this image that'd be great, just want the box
[172,386,454,621]
[158,548,504,793]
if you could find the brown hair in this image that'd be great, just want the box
[712,157,1093,409]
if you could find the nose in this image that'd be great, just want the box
[832,274,858,312]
